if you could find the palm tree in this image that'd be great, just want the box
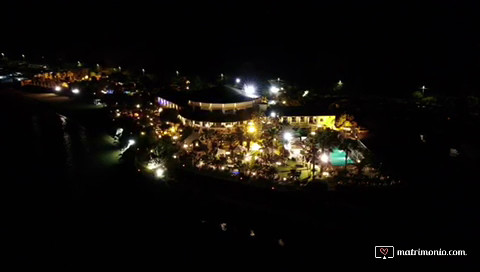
[310,129,341,179]
[339,138,359,169]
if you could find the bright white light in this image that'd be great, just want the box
[268,100,277,105]
[283,132,293,141]
[302,90,309,97]
[146,161,161,170]
[270,86,280,94]
[128,139,135,146]
[72,88,80,94]
[136,104,141,108]
[338,80,343,86]
[270,111,276,118]
[235,78,241,84]
[243,84,257,98]
[320,153,329,163]
[155,168,165,178]
[54,86,61,92]
[251,142,261,151]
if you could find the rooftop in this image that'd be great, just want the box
[180,107,256,122]
[267,106,335,117]
[188,85,256,104]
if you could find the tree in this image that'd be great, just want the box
[338,138,359,169]
[155,137,179,160]
[310,129,341,178]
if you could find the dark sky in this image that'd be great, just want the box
[2,0,480,94]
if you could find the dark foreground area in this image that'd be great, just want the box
[0,88,475,269]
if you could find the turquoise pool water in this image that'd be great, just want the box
[330,148,354,166]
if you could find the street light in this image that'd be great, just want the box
[243,84,257,98]
[142,68,145,76]
[155,168,165,178]
[320,153,329,163]
[270,86,280,94]
[72,88,80,94]
[421,85,427,95]
[54,86,61,92]
[270,111,277,118]
[283,132,293,142]
[21,54,25,61]
[236,78,241,84]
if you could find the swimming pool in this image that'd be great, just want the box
[330,148,354,166]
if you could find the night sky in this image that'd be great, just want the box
[2,0,480,94]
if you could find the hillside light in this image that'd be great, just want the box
[136,104,141,108]
[235,78,241,84]
[338,80,343,86]
[270,111,276,118]
[302,90,309,97]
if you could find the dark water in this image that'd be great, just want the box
[0,89,475,268]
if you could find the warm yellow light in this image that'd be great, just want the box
[248,126,256,133]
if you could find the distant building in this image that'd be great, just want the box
[157,85,262,128]
[267,106,337,130]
